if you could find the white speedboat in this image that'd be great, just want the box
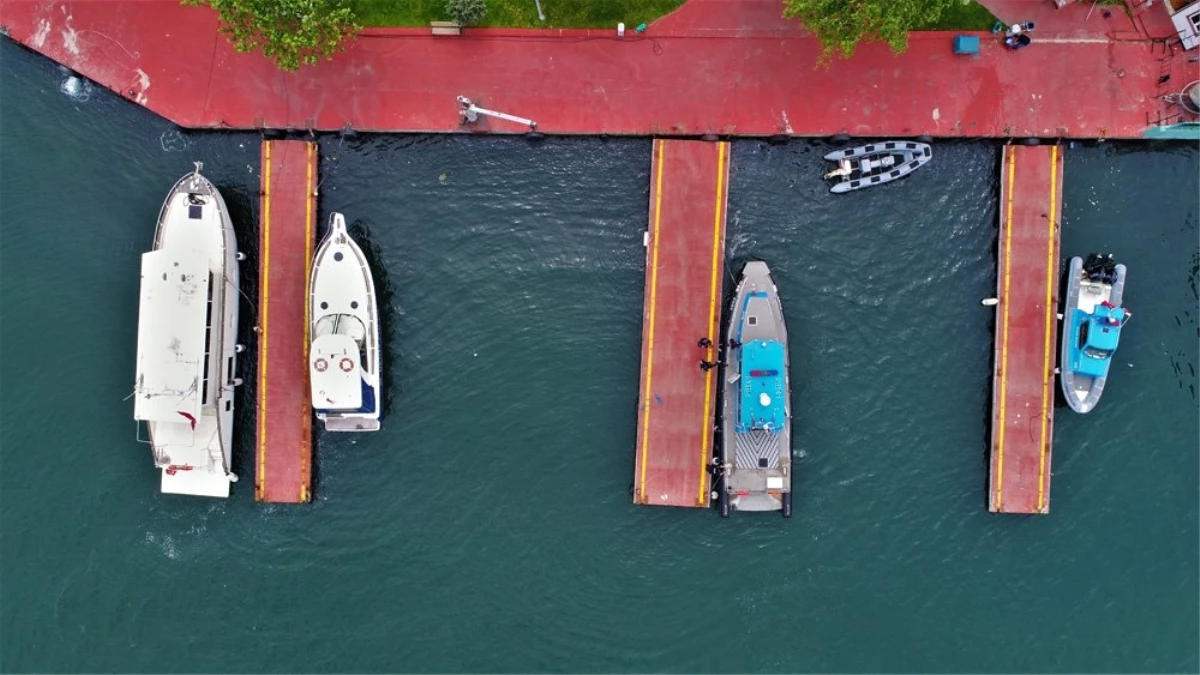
[309,213,382,432]
[133,162,243,498]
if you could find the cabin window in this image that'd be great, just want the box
[227,356,234,383]
[1076,322,1111,359]
[225,401,232,411]
[849,181,861,188]
[889,170,901,178]
[201,275,215,405]
[885,142,895,149]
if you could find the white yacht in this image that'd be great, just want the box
[309,212,382,432]
[133,162,243,497]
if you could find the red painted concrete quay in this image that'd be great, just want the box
[2,0,1196,139]
[984,0,1179,41]
[633,140,729,509]
[989,144,1062,515]
[256,140,315,504]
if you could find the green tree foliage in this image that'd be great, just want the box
[446,0,487,26]
[782,0,959,63]
[183,0,362,71]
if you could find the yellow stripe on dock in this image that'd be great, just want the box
[697,142,727,506]
[256,141,272,500]
[637,140,666,503]
[994,147,1016,511]
[300,142,315,503]
[1036,145,1059,512]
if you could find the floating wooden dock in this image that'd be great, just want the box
[633,139,730,509]
[989,144,1063,515]
[255,140,316,504]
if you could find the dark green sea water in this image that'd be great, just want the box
[2,39,1198,674]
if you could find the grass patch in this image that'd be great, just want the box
[921,0,999,31]
[349,0,686,28]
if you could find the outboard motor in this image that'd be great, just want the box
[1084,253,1116,283]
[1101,255,1117,283]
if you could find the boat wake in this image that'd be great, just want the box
[58,69,92,101]
[159,129,189,153]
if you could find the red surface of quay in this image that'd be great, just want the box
[256,140,315,504]
[989,145,1062,515]
[633,140,729,508]
[2,0,1196,139]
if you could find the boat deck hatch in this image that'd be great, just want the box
[188,204,203,219]
[748,316,758,325]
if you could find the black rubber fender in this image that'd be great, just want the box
[782,491,792,518]
[829,132,852,144]
[1019,137,1041,146]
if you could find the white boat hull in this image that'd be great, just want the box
[134,163,240,498]
[309,213,382,432]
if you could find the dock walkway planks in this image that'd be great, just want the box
[989,144,1062,515]
[633,139,730,509]
[255,140,316,504]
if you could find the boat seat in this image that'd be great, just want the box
[859,156,896,173]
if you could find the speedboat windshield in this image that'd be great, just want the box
[314,313,366,341]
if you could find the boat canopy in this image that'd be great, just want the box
[134,250,210,422]
[1074,304,1127,376]
[737,339,786,433]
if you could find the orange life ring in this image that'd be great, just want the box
[340,357,355,373]
[314,358,328,372]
